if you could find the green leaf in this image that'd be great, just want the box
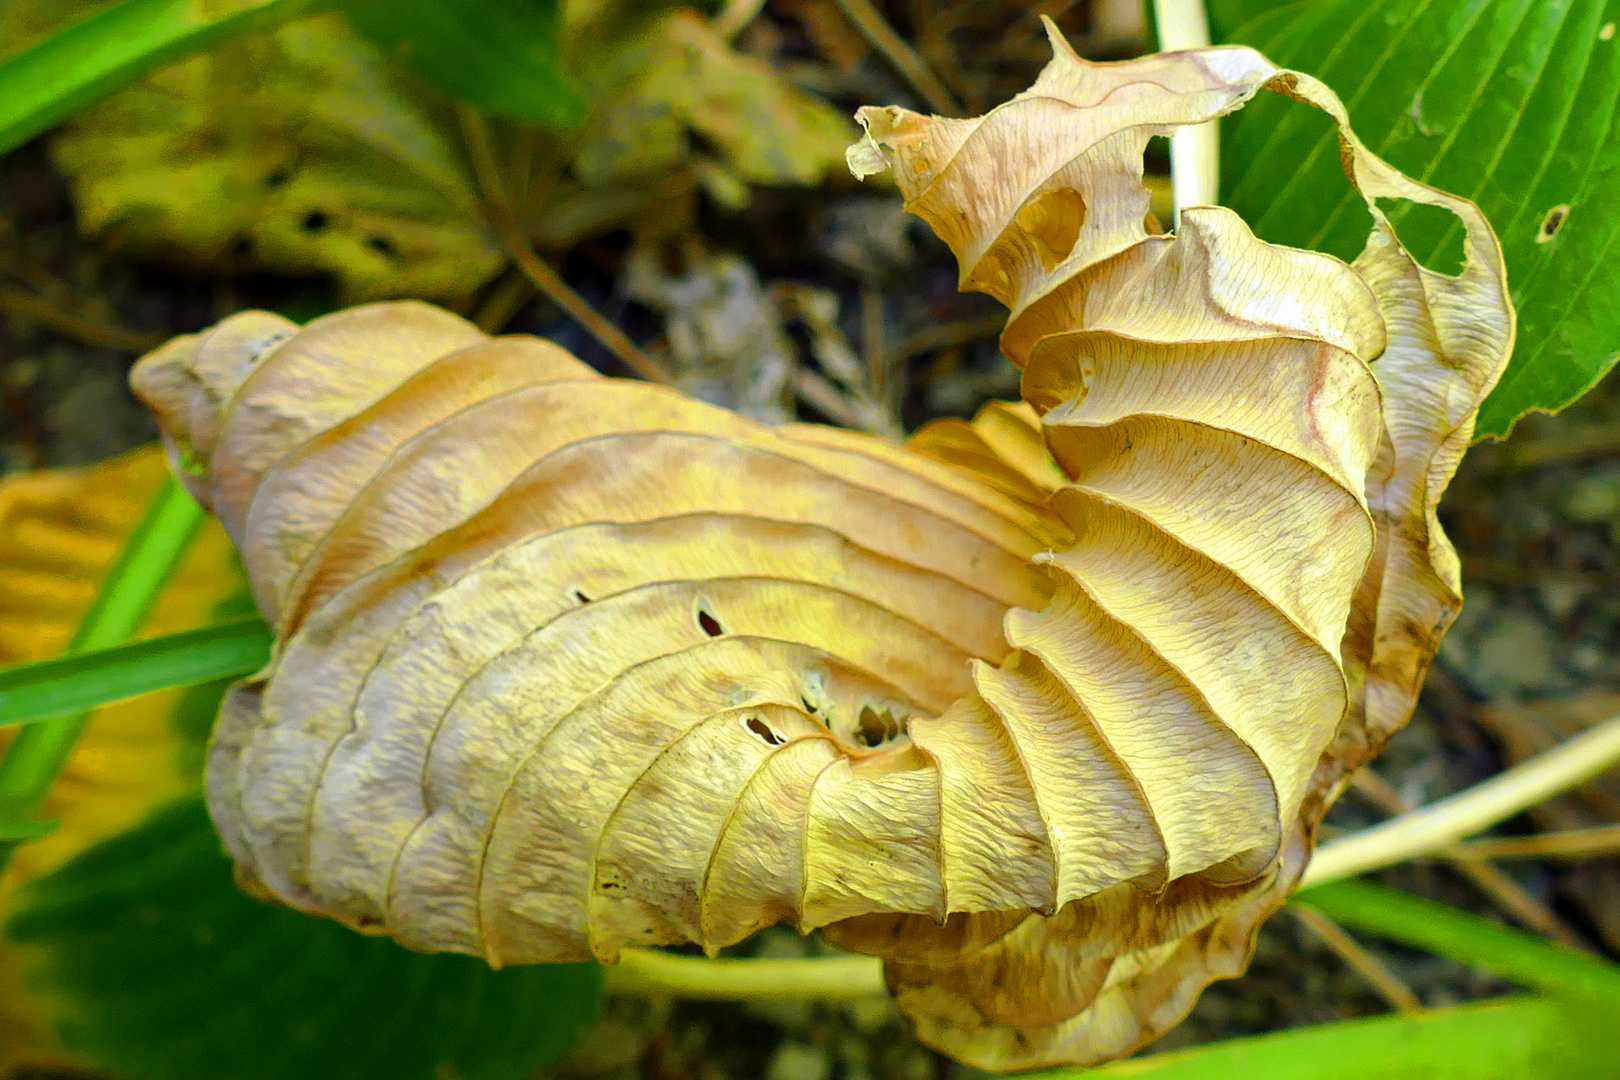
[6,797,602,1080]
[1038,995,1613,1079]
[1218,0,1620,438]
[0,0,326,157]
[1292,879,1620,1004]
[343,0,583,126]
[0,617,272,729]
[1206,0,1313,41]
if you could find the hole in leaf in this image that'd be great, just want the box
[300,210,330,233]
[696,604,723,637]
[1015,188,1085,270]
[1378,198,1465,276]
[800,695,817,714]
[1222,92,1374,264]
[572,589,591,604]
[856,705,901,747]
[744,715,786,746]
[1537,204,1570,244]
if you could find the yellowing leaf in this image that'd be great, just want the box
[124,24,1511,1074]
[0,447,245,1073]
[3,2,853,300]
[573,11,855,194]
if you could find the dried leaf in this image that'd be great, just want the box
[126,26,1511,1072]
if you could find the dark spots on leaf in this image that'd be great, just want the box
[228,235,254,258]
[367,235,399,260]
[572,589,592,604]
[745,715,785,746]
[801,695,817,714]
[1537,204,1569,244]
[265,169,291,189]
[697,605,723,637]
[300,210,330,233]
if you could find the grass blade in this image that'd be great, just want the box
[1292,879,1620,1004]
[1039,995,1613,1079]
[0,617,272,729]
[0,476,209,863]
[0,0,326,157]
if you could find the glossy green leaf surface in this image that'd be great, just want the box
[6,797,602,1080]
[343,0,582,126]
[1048,995,1613,1079]
[0,0,324,157]
[1218,0,1620,438]
[0,617,272,729]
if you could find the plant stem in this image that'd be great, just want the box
[606,946,885,1000]
[456,105,671,385]
[832,0,962,115]
[1153,0,1218,219]
[1347,767,1586,948]
[1289,904,1422,1012]
[1304,714,1620,887]
[0,476,204,871]
[1453,823,1620,861]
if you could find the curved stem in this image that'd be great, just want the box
[1304,714,1620,888]
[605,947,884,1000]
[1153,0,1218,219]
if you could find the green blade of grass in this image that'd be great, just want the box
[0,476,212,864]
[0,0,327,157]
[1292,879,1620,1004]
[1037,995,1613,1079]
[0,617,272,730]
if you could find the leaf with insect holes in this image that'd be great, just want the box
[123,24,1511,1072]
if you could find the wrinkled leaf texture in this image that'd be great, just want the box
[127,26,1512,1071]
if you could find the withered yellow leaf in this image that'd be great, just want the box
[126,26,1511,1073]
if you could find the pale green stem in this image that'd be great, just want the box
[1153,0,1218,220]
[1303,714,1620,887]
[605,947,884,999]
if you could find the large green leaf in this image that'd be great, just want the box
[1218,0,1620,438]
[344,0,582,126]
[6,797,602,1080]
[1046,995,1613,1079]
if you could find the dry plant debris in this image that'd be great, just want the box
[123,29,1511,1071]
